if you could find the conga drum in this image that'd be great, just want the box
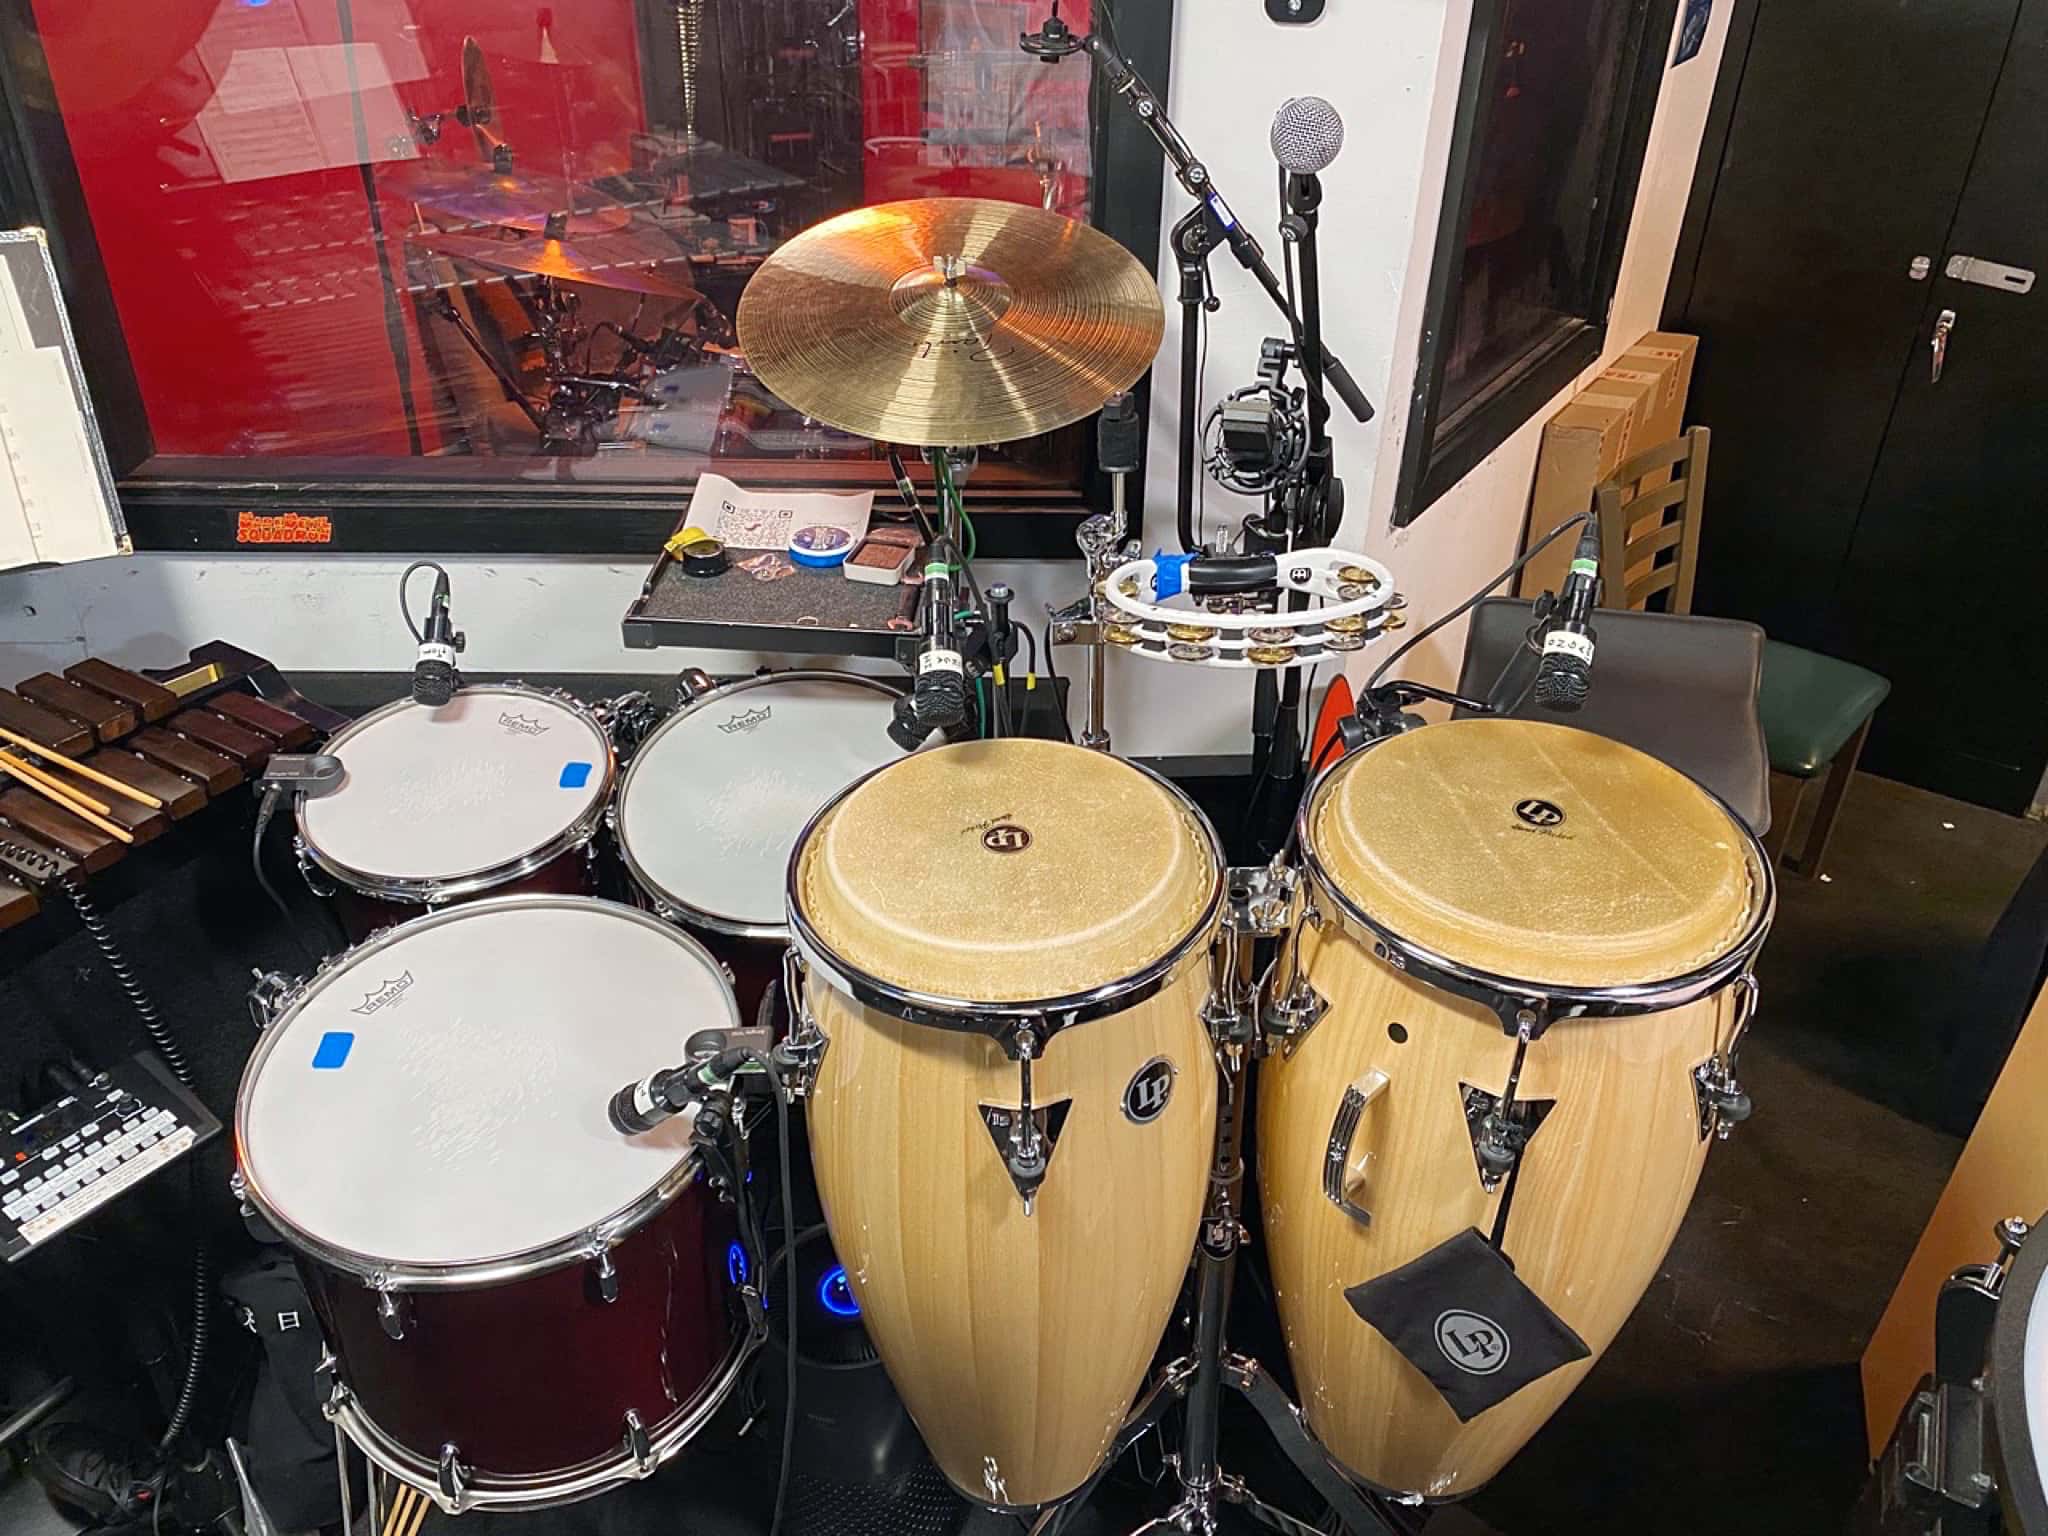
[788,739,1225,1510]
[234,895,751,1513]
[1259,719,1772,1499]
[298,685,616,938]
[612,671,901,1018]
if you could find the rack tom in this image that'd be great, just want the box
[613,671,901,1018]
[234,896,750,1513]
[297,685,615,937]
[1258,719,1772,1499]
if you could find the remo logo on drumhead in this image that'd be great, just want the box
[1123,1057,1177,1124]
[1435,1310,1510,1375]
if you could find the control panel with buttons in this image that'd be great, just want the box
[1,1053,220,1263]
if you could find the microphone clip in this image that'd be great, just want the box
[1020,1,1085,59]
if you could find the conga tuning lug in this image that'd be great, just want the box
[622,1409,655,1474]
[1693,1056,1752,1142]
[1460,1085,1556,1191]
[1261,980,1328,1049]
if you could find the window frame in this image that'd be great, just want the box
[0,0,1175,558]
[1391,0,1679,527]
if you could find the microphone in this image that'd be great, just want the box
[608,1033,759,1134]
[1270,97,1345,175]
[1533,515,1601,713]
[888,551,968,750]
[411,568,464,708]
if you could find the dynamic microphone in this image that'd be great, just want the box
[888,550,968,750]
[411,567,464,708]
[608,1065,699,1135]
[1270,96,1345,175]
[1533,515,1601,713]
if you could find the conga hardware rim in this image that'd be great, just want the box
[782,748,1228,1046]
[234,895,719,1290]
[295,683,618,903]
[1293,737,1778,1037]
[322,1325,759,1514]
[613,669,905,941]
[1991,1211,2048,1533]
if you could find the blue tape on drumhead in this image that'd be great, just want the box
[312,1031,354,1070]
[560,762,593,789]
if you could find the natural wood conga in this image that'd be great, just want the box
[790,740,1224,1510]
[1258,719,1772,1499]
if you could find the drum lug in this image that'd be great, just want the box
[436,1444,470,1513]
[228,1170,255,1219]
[372,1283,413,1342]
[622,1409,656,1475]
[596,689,660,755]
[1692,1057,1752,1142]
[675,667,718,704]
[1261,977,1327,1053]
[246,968,303,1031]
[776,948,828,1098]
[293,836,336,899]
[589,1247,621,1305]
[1461,1083,1557,1191]
[982,1028,1063,1214]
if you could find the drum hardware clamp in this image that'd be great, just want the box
[1692,971,1761,1142]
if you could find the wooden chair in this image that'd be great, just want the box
[1593,426,1709,615]
[1588,426,1889,880]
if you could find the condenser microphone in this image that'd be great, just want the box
[1533,516,1601,713]
[1270,96,1345,175]
[411,568,463,708]
[608,1035,757,1134]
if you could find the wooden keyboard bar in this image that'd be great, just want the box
[81,751,207,820]
[90,784,169,845]
[0,692,95,757]
[15,674,139,743]
[168,709,271,773]
[131,729,241,795]
[0,789,123,873]
[208,692,317,750]
[0,876,34,930]
[64,659,179,724]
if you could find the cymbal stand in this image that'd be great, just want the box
[1050,393,1143,752]
[1037,869,1402,1536]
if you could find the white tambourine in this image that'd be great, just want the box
[1093,547,1401,669]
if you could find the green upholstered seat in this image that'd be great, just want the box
[1757,640,1890,778]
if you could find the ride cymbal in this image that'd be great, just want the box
[735,197,1164,446]
[419,230,700,298]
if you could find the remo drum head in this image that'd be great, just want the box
[299,685,614,900]
[236,896,738,1277]
[791,737,1222,1010]
[616,673,902,935]
[1303,717,1767,992]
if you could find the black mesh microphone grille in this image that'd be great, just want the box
[1532,653,1590,713]
[914,665,968,731]
[1270,96,1345,174]
[412,658,457,708]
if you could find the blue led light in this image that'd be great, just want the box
[726,1241,749,1287]
[818,1264,860,1319]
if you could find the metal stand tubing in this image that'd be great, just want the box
[1181,1043,1250,1502]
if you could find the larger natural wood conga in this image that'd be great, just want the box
[790,740,1223,1510]
[1258,719,1772,1499]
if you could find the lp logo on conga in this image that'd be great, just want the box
[1513,798,1565,829]
[982,824,1032,853]
[1123,1057,1177,1124]
[1435,1310,1510,1375]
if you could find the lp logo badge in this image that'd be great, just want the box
[1434,1309,1510,1375]
[1123,1057,1177,1124]
[1514,798,1565,829]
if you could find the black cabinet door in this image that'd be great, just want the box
[1826,1,2048,812]
[1675,0,2020,648]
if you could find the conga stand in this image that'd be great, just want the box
[1038,872,1403,1536]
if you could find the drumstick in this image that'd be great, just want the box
[0,723,164,810]
[0,752,135,844]
[0,749,112,816]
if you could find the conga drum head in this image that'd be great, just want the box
[1304,717,1765,990]
[792,737,1223,1008]
[616,673,901,935]
[238,896,734,1273]
[299,686,613,900]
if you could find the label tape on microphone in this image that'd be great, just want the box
[918,648,965,676]
[417,642,458,666]
[1540,631,1594,663]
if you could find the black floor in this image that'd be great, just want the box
[2,761,2043,1536]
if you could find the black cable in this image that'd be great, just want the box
[742,1049,796,1536]
[1365,510,1590,694]
[252,787,319,968]
[1040,620,1075,743]
[334,0,423,457]
[155,1249,208,1454]
[398,560,448,645]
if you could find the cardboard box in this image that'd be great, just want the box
[1515,331,1699,599]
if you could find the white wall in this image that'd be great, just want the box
[0,0,1733,755]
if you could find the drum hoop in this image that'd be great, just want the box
[234,895,734,1287]
[294,683,618,904]
[327,1324,759,1513]
[615,670,904,940]
[1294,728,1778,1024]
[1991,1210,2048,1534]
[783,746,1228,1037]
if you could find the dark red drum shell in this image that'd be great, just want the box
[328,852,596,943]
[307,1183,737,1480]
